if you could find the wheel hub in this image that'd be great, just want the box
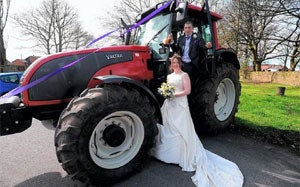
[103,124,126,147]
[214,78,236,121]
[89,111,145,169]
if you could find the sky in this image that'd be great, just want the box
[5,0,119,62]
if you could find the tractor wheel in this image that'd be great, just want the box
[190,63,241,134]
[54,85,157,185]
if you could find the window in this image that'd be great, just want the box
[135,13,172,60]
[201,24,212,43]
[0,74,20,84]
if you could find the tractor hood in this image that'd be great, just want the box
[21,45,151,105]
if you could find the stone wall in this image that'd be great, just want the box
[240,71,300,86]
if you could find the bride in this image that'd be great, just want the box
[150,53,244,187]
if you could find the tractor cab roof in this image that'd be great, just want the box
[187,4,222,21]
[138,2,222,24]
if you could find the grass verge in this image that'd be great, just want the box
[232,82,300,155]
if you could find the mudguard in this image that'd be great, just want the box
[94,75,162,124]
[216,49,240,69]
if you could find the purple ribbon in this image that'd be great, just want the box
[1,0,172,99]
[2,49,101,98]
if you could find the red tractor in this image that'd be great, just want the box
[0,1,241,185]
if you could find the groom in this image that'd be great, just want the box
[169,21,210,86]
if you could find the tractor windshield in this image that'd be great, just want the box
[135,13,172,60]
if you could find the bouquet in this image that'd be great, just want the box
[158,81,175,99]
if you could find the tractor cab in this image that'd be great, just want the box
[132,2,222,60]
[130,2,222,91]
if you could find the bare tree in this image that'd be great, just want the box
[221,0,295,71]
[272,20,299,71]
[278,0,299,71]
[12,0,93,55]
[220,0,300,71]
[0,0,10,71]
[289,30,300,71]
[219,0,252,71]
[71,24,94,50]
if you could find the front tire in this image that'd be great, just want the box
[190,63,241,134]
[55,85,157,185]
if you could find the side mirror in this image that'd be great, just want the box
[159,46,167,54]
[159,38,171,54]
[176,2,188,22]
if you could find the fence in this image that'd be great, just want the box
[0,65,26,72]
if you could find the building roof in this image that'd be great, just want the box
[12,56,40,67]
[261,64,284,71]
[12,59,27,66]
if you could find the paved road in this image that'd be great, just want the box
[0,119,299,187]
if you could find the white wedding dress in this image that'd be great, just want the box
[150,72,244,187]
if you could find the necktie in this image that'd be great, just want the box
[186,35,191,40]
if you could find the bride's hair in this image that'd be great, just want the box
[170,53,183,72]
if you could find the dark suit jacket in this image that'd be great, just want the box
[171,33,206,68]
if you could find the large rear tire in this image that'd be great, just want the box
[54,85,157,185]
[190,63,241,134]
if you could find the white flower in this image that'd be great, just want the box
[192,33,198,39]
[158,81,175,99]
